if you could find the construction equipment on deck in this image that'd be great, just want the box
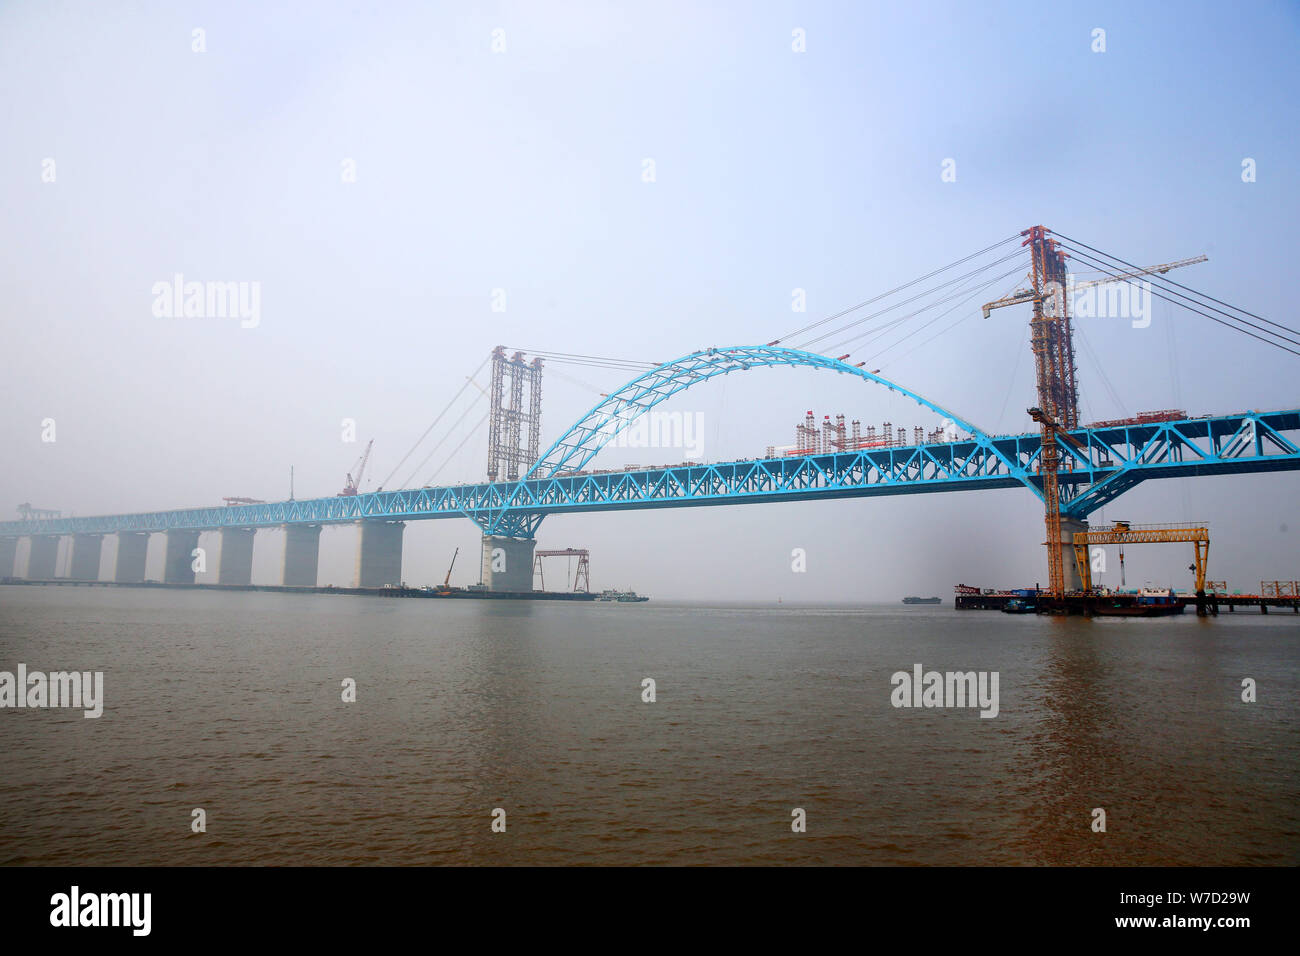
[1072,521,1210,595]
[437,547,459,591]
[17,503,61,520]
[339,440,374,496]
[533,548,591,593]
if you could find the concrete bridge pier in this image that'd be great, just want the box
[218,528,256,586]
[163,530,201,585]
[282,524,321,587]
[26,535,59,580]
[480,535,536,592]
[114,532,150,583]
[1059,516,1088,592]
[68,533,104,580]
[0,537,17,578]
[356,521,404,588]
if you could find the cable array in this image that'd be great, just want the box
[1053,232,1299,358]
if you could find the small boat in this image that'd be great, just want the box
[597,588,648,602]
[902,596,941,605]
[1002,597,1037,614]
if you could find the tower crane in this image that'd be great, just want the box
[982,227,1206,598]
[338,439,374,496]
[982,255,1209,319]
[1067,254,1207,293]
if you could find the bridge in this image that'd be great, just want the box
[2,346,1298,593]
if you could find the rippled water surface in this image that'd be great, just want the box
[1,586,1296,865]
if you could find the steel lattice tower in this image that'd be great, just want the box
[1023,226,1081,597]
[1024,226,1080,430]
[486,347,544,482]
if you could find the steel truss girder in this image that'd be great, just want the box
[524,345,995,479]
[2,412,1296,538]
[486,345,1016,535]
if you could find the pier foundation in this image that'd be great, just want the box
[218,528,256,586]
[68,533,104,580]
[114,532,150,583]
[355,521,404,588]
[0,537,17,577]
[26,535,59,580]
[480,535,536,592]
[163,530,201,585]
[282,524,322,587]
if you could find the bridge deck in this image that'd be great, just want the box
[1,409,1296,536]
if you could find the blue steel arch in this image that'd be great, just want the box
[482,345,1024,535]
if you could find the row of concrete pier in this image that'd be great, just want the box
[0,524,537,591]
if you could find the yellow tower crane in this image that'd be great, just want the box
[981,229,1207,599]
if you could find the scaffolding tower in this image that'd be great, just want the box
[487,346,544,482]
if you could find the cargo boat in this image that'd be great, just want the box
[1091,587,1186,617]
[902,596,941,605]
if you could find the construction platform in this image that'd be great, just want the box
[954,588,1299,616]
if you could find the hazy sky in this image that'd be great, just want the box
[2,0,1297,598]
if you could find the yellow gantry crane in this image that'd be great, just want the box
[1071,520,1210,594]
[981,227,1207,598]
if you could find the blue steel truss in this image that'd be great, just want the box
[2,408,1297,539]
[1052,410,1300,517]
[481,345,1010,535]
[527,347,992,477]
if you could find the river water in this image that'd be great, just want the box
[0,586,1295,865]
